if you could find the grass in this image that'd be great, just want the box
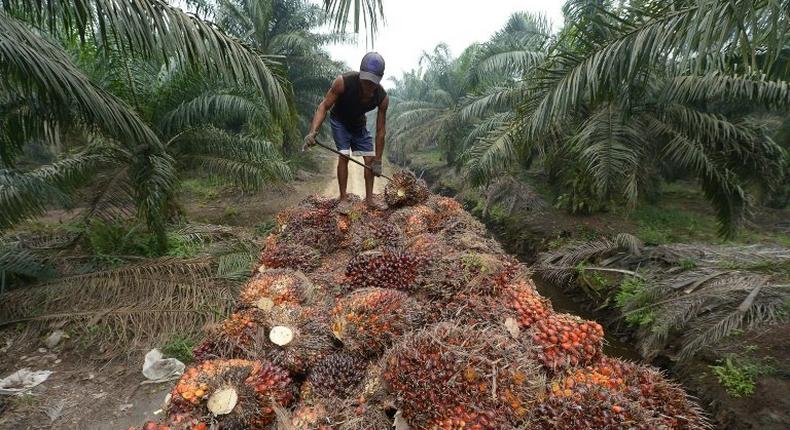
[179,177,225,201]
[409,148,446,170]
[710,355,774,397]
[161,335,197,364]
[629,205,719,245]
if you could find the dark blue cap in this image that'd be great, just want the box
[360,52,385,83]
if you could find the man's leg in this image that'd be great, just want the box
[363,156,374,204]
[337,155,349,200]
[330,117,352,201]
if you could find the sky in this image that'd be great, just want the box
[319,0,565,88]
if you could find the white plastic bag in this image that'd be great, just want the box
[142,349,184,381]
[0,368,53,394]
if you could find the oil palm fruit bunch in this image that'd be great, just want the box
[388,205,437,236]
[331,288,422,355]
[345,218,403,252]
[529,313,604,371]
[461,254,524,296]
[303,352,370,399]
[288,402,334,430]
[615,361,711,429]
[300,194,340,211]
[345,248,423,291]
[168,359,294,430]
[383,322,542,428]
[259,236,321,273]
[553,358,627,394]
[505,280,554,329]
[384,170,429,208]
[434,293,500,325]
[530,382,659,429]
[278,207,344,253]
[425,406,506,430]
[131,419,207,430]
[191,309,266,359]
[239,269,317,309]
[406,233,448,260]
[261,305,335,374]
[421,196,464,234]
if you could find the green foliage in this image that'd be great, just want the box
[162,335,197,364]
[388,0,790,238]
[710,356,774,398]
[86,221,161,258]
[555,169,607,216]
[631,205,718,244]
[615,276,655,327]
[179,178,222,201]
[679,259,698,271]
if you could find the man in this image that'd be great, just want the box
[304,52,389,210]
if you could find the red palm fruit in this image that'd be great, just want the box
[530,382,660,429]
[331,288,422,356]
[259,236,321,273]
[345,248,424,291]
[304,352,370,399]
[615,360,711,429]
[168,359,294,430]
[505,279,554,328]
[239,268,317,308]
[383,322,542,429]
[344,218,404,252]
[278,207,345,253]
[384,170,429,208]
[529,313,604,372]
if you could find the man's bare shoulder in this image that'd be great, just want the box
[331,75,345,94]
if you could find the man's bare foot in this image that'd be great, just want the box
[337,198,353,214]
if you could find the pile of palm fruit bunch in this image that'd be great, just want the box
[128,171,710,429]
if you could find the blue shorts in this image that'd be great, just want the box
[330,117,375,157]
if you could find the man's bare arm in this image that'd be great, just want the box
[374,95,389,160]
[308,76,344,135]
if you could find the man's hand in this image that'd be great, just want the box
[302,131,317,151]
[371,159,382,177]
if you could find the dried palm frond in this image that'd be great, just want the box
[632,271,788,360]
[536,235,630,286]
[0,257,235,357]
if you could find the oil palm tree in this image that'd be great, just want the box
[212,0,348,142]
[0,0,293,249]
[463,0,790,237]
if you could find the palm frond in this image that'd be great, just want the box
[172,127,292,189]
[322,0,384,39]
[2,0,289,116]
[0,16,162,149]
[664,73,790,107]
[523,0,787,139]
[0,151,108,230]
[463,120,525,185]
[570,104,646,203]
[459,84,526,122]
[158,93,266,135]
